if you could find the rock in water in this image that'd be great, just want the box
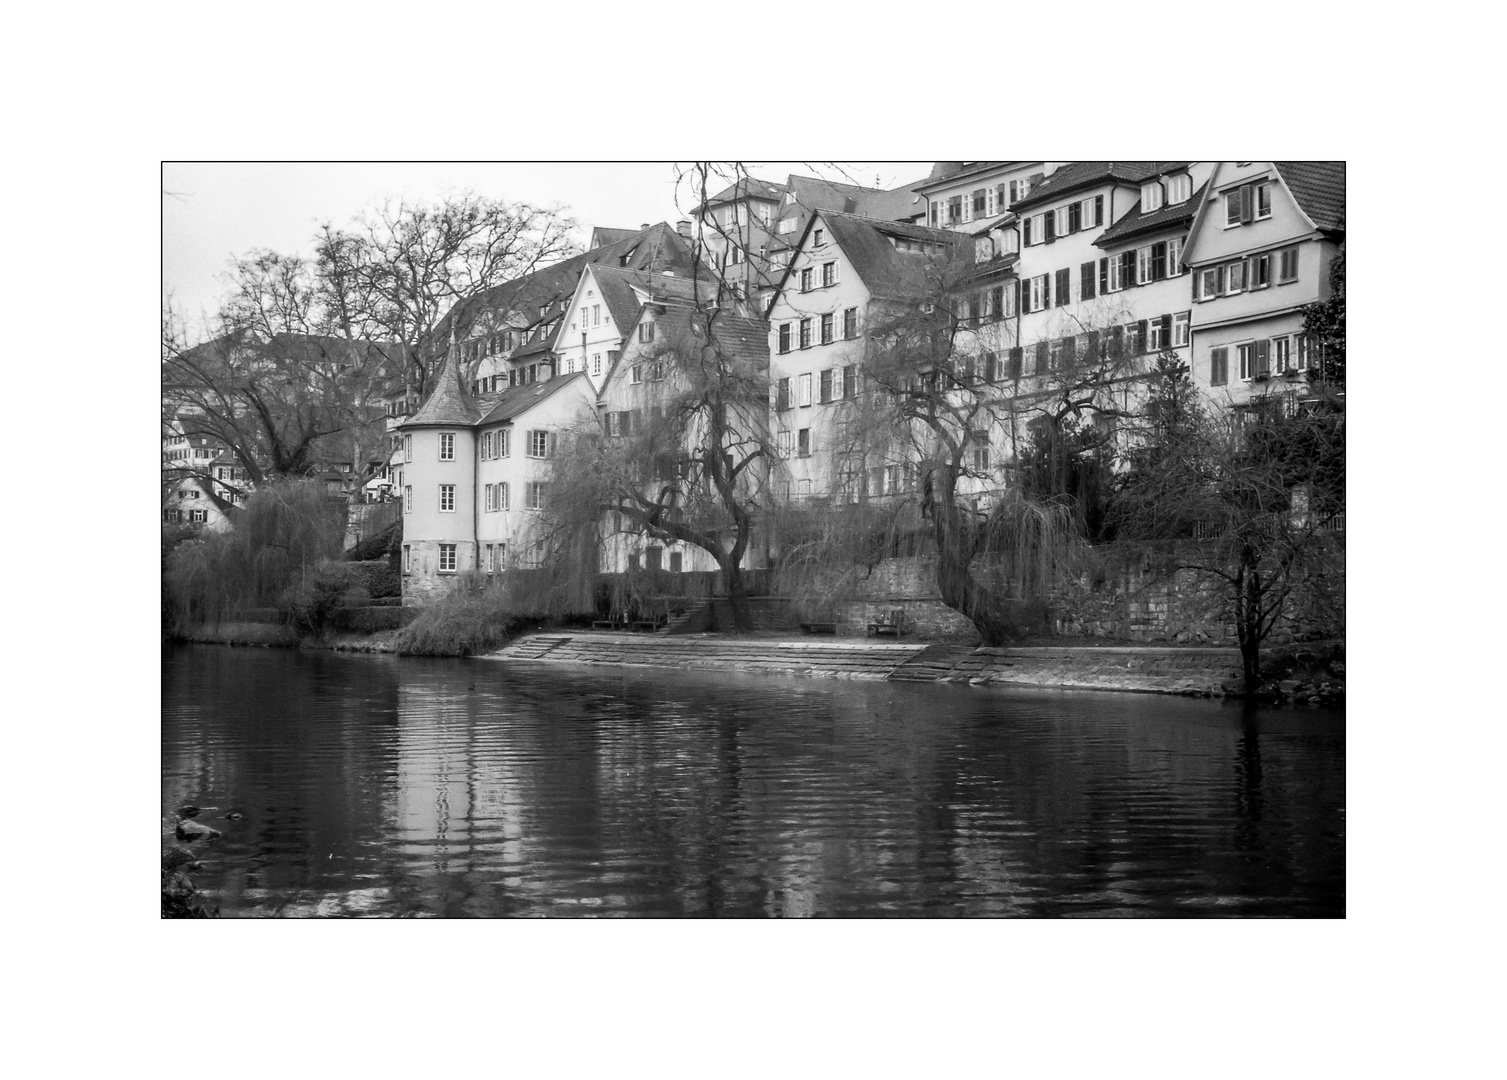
[175,818,222,842]
[162,846,198,871]
[178,805,203,818]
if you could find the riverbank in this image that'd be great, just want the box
[482,631,1343,702]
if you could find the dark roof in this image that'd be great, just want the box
[913,161,1037,194]
[589,226,641,249]
[691,176,786,213]
[478,371,590,426]
[436,222,703,344]
[1274,162,1345,232]
[1012,162,1188,212]
[785,174,920,222]
[404,347,479,427]
[816,211,966,300]
[1094,180,1208,247]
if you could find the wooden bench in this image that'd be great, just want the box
[630,615,667,632]
[866,609,907,638]
[591,620,625,631]
[800,621,838,635]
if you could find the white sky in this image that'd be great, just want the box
[163,161,928,336]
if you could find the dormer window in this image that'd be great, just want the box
[814,227,824,246]
[1141,181,1164,212]
[1166,174,1192,205]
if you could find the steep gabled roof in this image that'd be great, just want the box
[403,347,479,428]
[691,175,787,214]
[1094,181,1208,248]
[586,265,723,335]
[784,174,922,222]
[814,211,965,300]
[589,226,642,249]
[477,371,590,426]
[1012,162,1188,212]
[1274,162,1345,232]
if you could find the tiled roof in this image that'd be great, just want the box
[1012,162,1188,212]
[589,266,721,334]
[818,211,966,300]
[404,347,479,427]
[478,371,590,426]
[589,226,641,249]
[1274,162,1345,232]
[644,301,771,370]
[785,174,921,222]
[691,176,787,213]
[1094,181,1208,247]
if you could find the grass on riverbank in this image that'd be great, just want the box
[390,585,543,656]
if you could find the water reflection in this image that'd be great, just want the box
[162,646,1345,917]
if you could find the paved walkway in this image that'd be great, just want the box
[482,632,1243,695]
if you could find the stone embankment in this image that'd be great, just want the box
[482,632,1257,697]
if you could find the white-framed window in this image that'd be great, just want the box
[1141,181,1164,212]
[639,321,655,343]
[1250,253,1271,289]
[593,353,603,376]
[1080,196,1099,229]
[1256,182,1272,219]
[481,431,492,459]
[1137,246,1152,286]
[1173,311,1190,347]
[525,481,544,511]
[1107,258,1124,293]
[800,268,813,293]
[485,484,496,512]
[1166,174,1192,204]
[1148,318,1166,352]
[439,484,455,512]
[484,544,495,572]
[820,312,833,344]
[831,365,845,401]
[1167,237,1184,277]
[843,308,858,339]
[799,318,812,349]
[402,544,411,573]
[1225,190,1244,227]
[776,429,793,456]
[797,372,813,407]
[403,434,412,462]
[1226,260,1247,293]
[404,485,413,513]
[814,227,825,246]
[592,304,601,327]
[778,324,791,353]
[1028,274,1047,312]
[1237,341,1258,380]
[1278,247,1300,283]
[1053,206,1071,236]
[822,261,838,287]
[438,544,457,573]
[1197,266,1221,300]
[497,428,511,457]
[528,430,551,458]
[1025,213,1046,246]
[439,432,455,460]
[631,365,642,384]
[1274,335,1293,373]
[796,478,813,496]
[497,482,510,510]
[190,509,207,523]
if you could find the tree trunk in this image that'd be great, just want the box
[1236,550,1265,695]
[928,481,1030,646]
[719,558,754,634]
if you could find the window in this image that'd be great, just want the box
[190,509,207,523]
[1226,260,1246,293]
[639,321,655,343]
[1054,268,1070,307]
[972,188,987,218]
[800,268,813,293]
[1054,205,1072,237]
[971,433,990,473]
[528,430,551,458]
[1196,266,1223,300]
[593,354,603,376]
[404,485,412,513]
[797,428,811,457]
[1274,335,1293,373]
[820,368,833,404]
[820,312,834,344]
[439,433,455,460]
[1024,213,1045,246]
[822,261,837,287]
[485,484,496,512]
[669,551,683,573]
[1167,236,1184,277]
[1167,174,1192,204]
[1256,183,1272,219]
[1224,180,1272,227]
[1173,311,1190,347]
[1147,315,1167,352]
[947,195,963,224]
[439,484,455,512]
[403,545,411,573]
[1278,247,1299,283]
[1237,342,1258,380]
[1250,253,1271,289]
[1210,346,1229,386]
[813,227,825,246]
[798,372,813,407]
[497,429,511,458]
[843,364,857,400]
[1080,196,1101,229]
[777,429,793,456]
[799,318,812,349]
[774,377,792,412]
[778,323,791,353]
[843,308,858,339]
[439,544,457,573]
[1106,256,1124,293]
[591,304,601,327]
[525,482,545,510]
[797,479,813,496]
[403,434,412,462]
[1027,274,1049,312]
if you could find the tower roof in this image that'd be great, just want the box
[403,345,479,428]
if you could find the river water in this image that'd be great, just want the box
[162,644,1344,917]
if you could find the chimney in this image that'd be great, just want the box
[676,219,693,238]
[641,223,651,230]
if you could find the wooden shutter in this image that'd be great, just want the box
[1110,325,1124,359]
[1135,321,1149,354]
[1121,251,1136,288]
[1087,330,1100,361]
[1081,262,1096,301]
[1009,347,1023,378]
[1099,258,1108,294]
[1055,268,1069,306]
[1210,347,1228,385]
[844,364,857,398]
[1093,195,1104,227]
[1023,217,1032,245]
[820,368,833,403]
[1153,242,1167,280]
[1068,202,1080,232]
[1159,314,1172,347]
[984,351,997,383]
[1041,274,1050,309]
[1035,341,1049,373]
[1061,335,1076,368]
[1044,213,1055,242]
[1240,184,1254,224]
[1255,339,1271,377]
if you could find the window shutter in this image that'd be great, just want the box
[1211,347,1227,385]
[1153,242,1167,280]
[1240,184,1254,224]
[1022,217,1032,246]
[1110,325,1124,359]
[1061,335,1076,367]
[1099,258,1108,294]
[1120,251,1134,288]
[1217,265,1227,294]
[1068,202,1080,232]
[1081,261,1096,301]
[1042,274,1051,308]
[1094,195,1104,227]
[1087,330,1100,361]
[548,432,556,457]
[1009,346,1023,378]
[1135,320,1148,354]
[1055,268,1069,306]
[1159,313,1172,346]
[1256,339,1271,376]
[1035,341,1049,373]
[1044,213,1055,242]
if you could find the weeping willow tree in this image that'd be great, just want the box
[846,241,1151,644]
[164,479,346,630]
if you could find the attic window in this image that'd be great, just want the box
[814,228,824,246]
[1166,174,1192,205]
[1141,181,1164,213]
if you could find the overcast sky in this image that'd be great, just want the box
[163,161,927,336]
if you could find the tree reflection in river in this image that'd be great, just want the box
[163,646,1344,917]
